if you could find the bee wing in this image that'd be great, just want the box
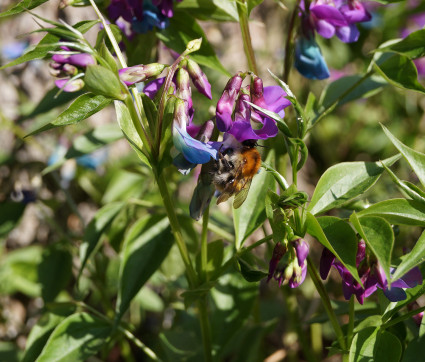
[216,192,232,205]
[233,178,253,209]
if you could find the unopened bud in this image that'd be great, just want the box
[175,68,192,110]
[234,90,251,122]
[173,98,189,130]
[195,120,215,143]
[284,262,294,282]
[250,75,264,103]
[216,73,243,132]
[186,38,202,54]
[62,63,78,76]
[186,59,212,99]
[119,63,166,85]
[55,78,85,92]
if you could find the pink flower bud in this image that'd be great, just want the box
[119,63,166,85]
[175,68,193,111]
[55,78,84,92]
[186,59,212,99]
[216,73,243,132]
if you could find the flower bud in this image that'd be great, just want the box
[175,68,193,110]
[234,89,251,122]
[216,73,243,132]
[173,97,189,130]
[119,63,166,85]
[293,239,309,266]
[267,242,287,282]
[186,59,212,99]
[195,119,215,143]
[250,75,264,104]
[62,63,78,76]
[55,78,85,92]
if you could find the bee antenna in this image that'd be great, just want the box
[256,144,269,149]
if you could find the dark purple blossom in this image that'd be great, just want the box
[268,239,309,288]
[320,242,423,304]
[216,73,291,142]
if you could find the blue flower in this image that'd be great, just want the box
[294,35,330,80]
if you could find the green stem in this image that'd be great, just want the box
[155,172,198,287]
[201,206,209,283]
[76,301,161,361]
[237,0,259,74]
[383,305,425,329]
[309,71,373,130]
[307,257,347,351]
[198,298,213,362]
[261,162,289,190]
[283,0,301,83]
[347,296,355,348]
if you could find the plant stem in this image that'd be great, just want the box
[347,296,355,348]
[198,298,213,362]
[283,0,301,83]
[309,71,373,130]
[155,171,198,287]
[383,305,425,329]
[237,0,259,74]
[307,257,347,351]
[261,162,289,190]
[201,206,210,283]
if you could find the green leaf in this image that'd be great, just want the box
[349,327,378,362]
[382,124,425,189]
[350,213,394,283]
[237,258,268,282]
[319,75,386,109]
[357,199,425,226]
[196,240,224,282]
[234,151,275,249]
[115,215,173,321]
[141,93,158,135]
[391,230,425,282]
[402,335,425,362]
[373,54,425,94]
[0,20,99,69]
[308,155,400,215]
[38,245,72,303]
[374,331,402,362]
[156,10,230,76]
[176,0,238,22]
[0,202,26,238]
[211,271,258,352]
[26,94,111,137]
[114,101,150,167]
[381,162,425,204]
[84,65,125,100]
[0,246,42,297]
[36,312,111,362]
[0,0,49,18]
[307,214,361,284]
[23,304,75,362]
[78,202,124,279]
[377,29,425,59]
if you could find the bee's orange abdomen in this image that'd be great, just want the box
[241,148,261,178]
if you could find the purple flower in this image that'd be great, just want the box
[216,73,291,142]
[119,63,166,86]
[320,242,423,304]
[268,239,309,288]
[107,0,177,36]
[172,99,217,173]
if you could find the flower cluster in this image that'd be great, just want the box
[108,0,181,37]
[295,0,372,79]
[216,72,291,142]
[49,47,95,92]
[320,241,423,304]
[268,239,309,288]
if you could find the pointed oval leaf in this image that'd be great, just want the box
[402,335,425,362]
[308,155,400,215]
[382,124,425,189]
[391,230,425,282]
[36,312,111,362]
[78,202,124,278]
[306,213,361,284]
[374,54,425,94]
[350,213,394,283]
[357,199,425,226]
[116,215,174,321]
[0,0,49,18]
[26,94,111,137]
[84,65,125,100]
[374,331,402,362]
[349,327,378,362]
[377,29,425,59]
[234,152,275,249]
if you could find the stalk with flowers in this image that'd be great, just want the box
[1,0,425,361]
